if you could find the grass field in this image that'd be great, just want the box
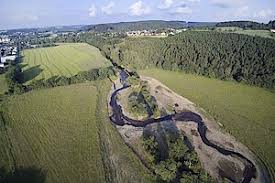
[22,43,111,83]
[0,74,8,95]
[0,84,105,182]
[140,69,275,180]
[216,27,275,40]
[233,30,275,40]
[0,81,153,182]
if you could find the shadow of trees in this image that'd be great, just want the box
[0,166,46,183]
[19,65,43,83]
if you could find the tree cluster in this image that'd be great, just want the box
[143,129,213,183]
[2,65,114,95]
[128,81,159,118]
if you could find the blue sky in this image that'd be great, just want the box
[0,0,274,29]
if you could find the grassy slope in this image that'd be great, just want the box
[0,74,8,95]
[22,43,111,83]
[140,69,275,180]
[0,84,105,182]
[0,81,154,182]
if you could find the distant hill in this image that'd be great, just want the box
[2,25,84,35]
[216,20,275,30]
[84,20,216,32]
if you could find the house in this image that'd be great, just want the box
[1,55,16,63]
[0,37,10,43]
[271,29,275,33]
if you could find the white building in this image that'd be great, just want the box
[0,37,10,43]
[1,55,16,63]
[271,29,275,33]
[0,63,4,68]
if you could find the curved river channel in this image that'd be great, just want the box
[109,71,257,183]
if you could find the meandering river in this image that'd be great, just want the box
[109,70,257,183]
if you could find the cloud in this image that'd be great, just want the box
[234,6,249,18]
[173,6,192,14]
[102,1,115,15]
[129,1,151,16]
[88,5,96,17]
[209,0,242,8]
[25,15,39,21]
[186,0,200,2]
[168,4,192,14]
[254,9,274,19]
[158,0,174,9]
[12,14,39,22]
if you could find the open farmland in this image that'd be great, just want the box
[0,84,105,182]
[140,69,275,180]
[0,81,153,183]
[233,29,275,40]
[21,43,111,83]
[216,27,275,40]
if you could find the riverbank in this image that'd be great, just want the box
[108,73,269,182]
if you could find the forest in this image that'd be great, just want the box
[216,20,275,30]
[107,31,275,89]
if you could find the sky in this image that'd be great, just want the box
[0,0,275,29]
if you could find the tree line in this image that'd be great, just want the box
[216,20,275,30]
[107,31,275,89]
[0,64,114,97]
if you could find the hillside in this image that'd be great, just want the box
[216,20,275,29]
[0,81,154,182]
[107,31,275,89]
[85,20,216,32]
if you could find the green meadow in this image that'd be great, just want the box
[0,74,8,95]
[21,43,111,83]
[140,69,275,180]
[0,81,153,183]
[216,27,275,40]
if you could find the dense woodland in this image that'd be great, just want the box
[143,129,214,182]
[106,31,275,89]
[216,20,275,29]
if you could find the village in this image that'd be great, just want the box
[0,36,18,73]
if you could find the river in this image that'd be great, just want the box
[109,70,257,183]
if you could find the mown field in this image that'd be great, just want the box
[0,84,105,182]
[21,43,111,83]
[0,81,153,182]
[216,27,275,40]
[0,74,8,94]
[140,69,275,180]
